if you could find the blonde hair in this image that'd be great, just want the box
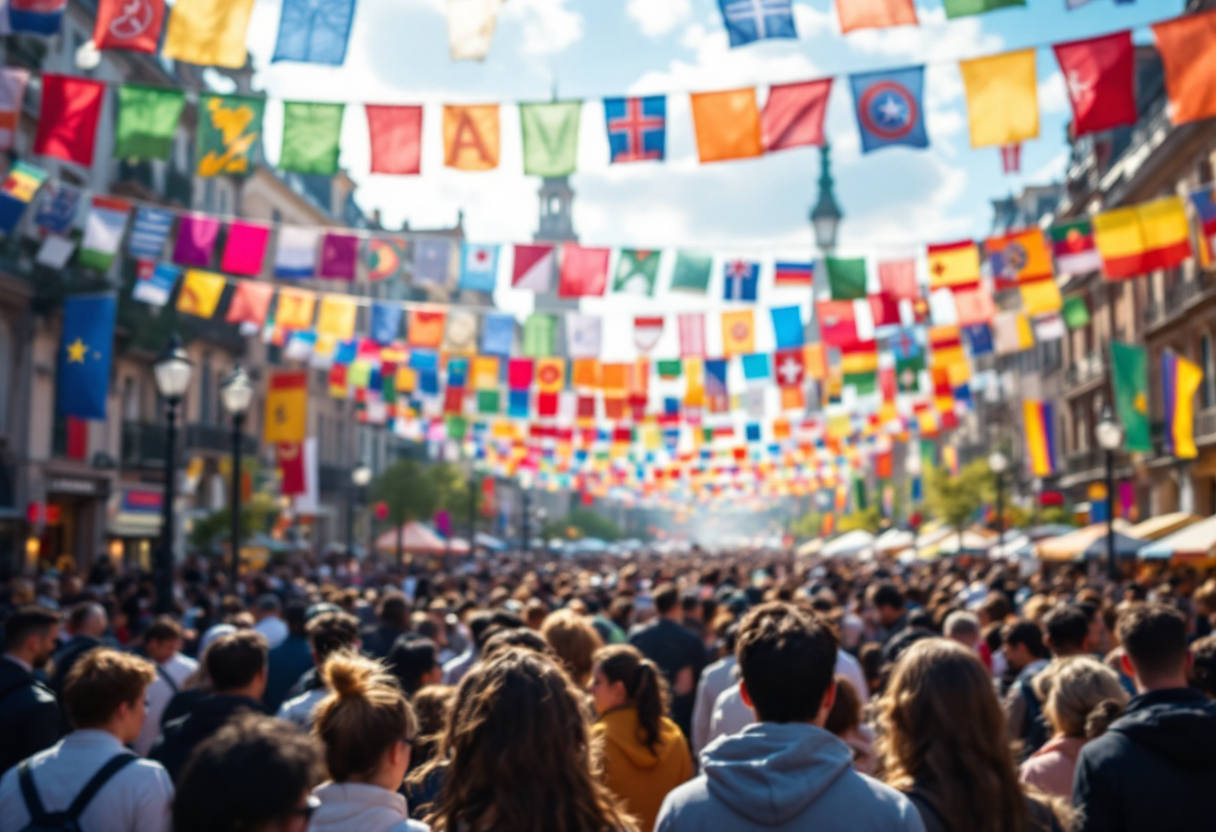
[540,609,603,687]
[313,651,417,782]
[1034,656,1129,739]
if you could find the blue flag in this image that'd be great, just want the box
[370,302,403,345]
[745,423,762,443]
[458,243,499,293]
[604,96,667,163]
[705,359,729,397]
[770,305,804,349]
[481,313,515,357]
[35,183,81,235]
[128,207,174,260]
[58,295,116,420]
[508,390,530,418]
[723,260,759,301]
[849,66,929,154]
[717,0,796,48]
[408,349,439,372]
[742,353,770,381]
[963,323,993,356]
[419,370,439,396]
[272,0,357,65]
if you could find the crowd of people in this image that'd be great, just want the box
[1,548,1216,831]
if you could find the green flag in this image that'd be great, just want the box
[279,102,345,175]
[477,389,500,415]
[522,313,556,357]
[520,101,581,178]
[115,85,185,161]
[853,477,868,511]
[657,359,683,379]
[1062,295,1090,330]
[825,257,867,300]
[896,355,924,392]
[671,252,712,294]
[1111,341,1151,453]
[446,415,467,440]
[613,249,660,295]
[943,0,1024,18]
[196,94,265,177]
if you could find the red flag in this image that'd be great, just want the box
[1153,11,1216,127]
[1000,144,1021,174]
[366,105,422,175]
[868,293,900,327]
[34,75,105,166]
[66,417,88,461]
[816,300,859,347]
[773,348,804,389]
[277,442,306,496]
[633,316,664,353]
[1052,31,1136,138]
[94,0,165,53]
[835,0,917,34]
[558,245,610,297]
[878,259,918,300]
[761,79,832,153]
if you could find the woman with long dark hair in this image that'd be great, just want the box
[879,638,1066,832]
[424,648,635,832]
[589,645,693,832]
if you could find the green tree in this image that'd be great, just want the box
[541,507,623,542]
[1037,505,1078,527]
[838,506,882,534]
[790,511,824,539]
[188,492,280,552]
[926,459,995,539]
[371,458,439,563]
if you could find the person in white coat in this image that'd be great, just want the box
[133,616,198,756]
[307,651,429,832]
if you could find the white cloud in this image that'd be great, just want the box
[626,0,691,37]
[1028,149,1069,183]
[844,8,1002,62]
[500,0,585,57]
[1038,69,1071,115]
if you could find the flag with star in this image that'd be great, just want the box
[849,66,928,154]
[58,294,116,420]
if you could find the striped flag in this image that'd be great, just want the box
[773,261,813,287]
[678,313,706,357]
[127,207,175,260]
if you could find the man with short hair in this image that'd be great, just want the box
[361,591,412,659]
[150,630,269,781]
[943,610,982,652]
[867,582,907,645]
[173,712,324,832]
[277,611,361,728]
[656,602,924,831]
[630,583,708,739]
[1073,604,1216,832]
[252,594,288,649]
[133,615,199,756]
[48,601,108,701]
[1006,605,1090,753]
[0,605,65,776]
[0,647,173,831]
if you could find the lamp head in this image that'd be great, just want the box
[153,333,193,401]
[351,465,373,487]
[1096,406,1124,451]
[988,451,1009,474]
[220,364,254,416]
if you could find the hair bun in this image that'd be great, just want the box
[1085,698,1125,739]
[323,652,372,699]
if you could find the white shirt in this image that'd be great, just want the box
[0,730,173,832]
[692,656,737,757]
[134,653,199,756]
[254,616,289,649]
[278,688,329,730]
[442,649,477,686]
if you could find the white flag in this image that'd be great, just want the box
[447,0,503,61]
[565,314,602,358]
[36,235,75,269]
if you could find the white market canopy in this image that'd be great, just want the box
[1140,514,1216,561]
[821,530,876,558]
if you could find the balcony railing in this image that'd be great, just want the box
[122,421,257,468]
[1064,352,1106,391]
[1065,448,1103,477]
[185,423,258,456]
[1197,406,1216,446]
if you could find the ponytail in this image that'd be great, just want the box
[1084,698,1125,739]
[593,645,672,755]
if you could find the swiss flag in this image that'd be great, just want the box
[277,443,305,496]
[1053,32,1136,138]
[774,348,804,389]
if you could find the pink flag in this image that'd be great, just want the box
[225,281,275,326]
[558,244,610,298]
[221,221,271,276]
[762,79,832,152]
[319,232,358,280]
[878,259,918,300]
[678,313,706,358]
[173,213,220,267]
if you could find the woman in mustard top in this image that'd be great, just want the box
[589,645,694,832]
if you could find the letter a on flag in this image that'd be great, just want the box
[444,104,500,171]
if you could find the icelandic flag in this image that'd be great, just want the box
[723,260,759,301]
[459,242,499,292]
[58,295,116,420]
[849,66,929,154]
[604,96,666,163]
[127,207,174,260]
[717,0,796,48]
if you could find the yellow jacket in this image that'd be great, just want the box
[592,707,694,832]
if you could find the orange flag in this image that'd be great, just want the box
[1153,10,1216,126]
[690,89,763,163]
[443,104,500,170]
[835,0,917,33]
[721,309,755,356]
[275,288,316,330]
[408,310,446,347]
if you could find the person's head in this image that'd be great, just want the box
[824,675,863,738]
[1001,618,1048,672]
[867,582,905,627]
[284,601,309,637]
[652,583,680,618]
[255,593,282,622]
[386,637,443,696]
[3,605,61,667]
[879,638,1029,832]
[376,592,410,630]
[735,601,838,725]
[206,630,269,700]
[174,713,324,832]
[1117,603,1190,692]
[1043,604,1091,657]
[589,644,670,752]
[427,649,630,832]
[481,627,552,660]
[306,611,361,667]
[1189,633,1216,698]
[943,610,982,652]
[143,615,185,664]
[411,684,455,744]
[313,652,418,791]
[540,608,603,687]
[1033,655,1129,739]
[979,592,1013,626]
[68,601,108,638]
[63,648,156,743]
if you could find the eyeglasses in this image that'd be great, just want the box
[289,796,321,821]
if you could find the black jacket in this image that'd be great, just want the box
[361,624,411,659]
[149,693,268,782]
[0,657,65,777]
[1072,687,1216,832]
[628,618,707,738]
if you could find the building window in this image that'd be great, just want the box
[1203,335,1216,409]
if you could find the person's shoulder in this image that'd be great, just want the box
[118,756,175,790]
[398,819,430,832]
[657,773,711,814]
[833,769,923,821]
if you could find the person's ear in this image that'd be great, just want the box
[1120,651,1134,678]
[739,680,753,710]
[819,679,837,720]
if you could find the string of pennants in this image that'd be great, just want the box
[4,10,1210,179]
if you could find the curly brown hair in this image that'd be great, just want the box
[425,648,636,832]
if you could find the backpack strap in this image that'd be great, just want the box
[156,664,179,695]
[65,753,139,820]
[18,759,51,824]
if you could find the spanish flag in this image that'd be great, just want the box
[1093,196,1192,280]
[1023,400,1057,476]
[927,240,980,290]
[1162,350,1203,460]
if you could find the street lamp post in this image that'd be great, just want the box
[810,144,843,254]
[467,465,481,556]
[152,334,193,615]
[220,365,253,591]
[1096,406,1125,582]
[348,465,372,558]
[988,450,1009,554]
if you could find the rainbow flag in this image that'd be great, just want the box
[1023,400,1057,476]
[1162,350,1203,459]
[774,261,814,287]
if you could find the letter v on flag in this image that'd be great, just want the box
[512,244,554,292]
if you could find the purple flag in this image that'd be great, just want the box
[319,232,358,280]
[173,214,221,267]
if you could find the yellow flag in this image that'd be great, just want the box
[176,270,226,318]
[276,288,317,330]
[471,356,500,390]
[535,358,566,393]
[443,105,500,171]
[316,296,357,340]
[1019,278,1063,317]
[721,309,755,357]
[959,49,1039,148]
[690,89,763,163]
[263,371,307,444]
[163,0,257,69]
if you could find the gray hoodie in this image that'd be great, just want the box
[307,782,430,832]
[655,722,925,832]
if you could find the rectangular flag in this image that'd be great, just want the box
[927,240,980,290]
[173,214,221,267]
[443,104,500,171]
[0,161,47,236]
[774,261,813,287]
[127,207,174,260]
[407,310,446,348]
[319,232,358,280]
[841,341,879,393]
[1053,32,1136,137]
[565,314,602,358]
[1111,341,1151,453]
[78,197,130,271]
[1051,220,1102,276]
[481,312,514,356]
[825,257,867,299]
[762,79,831,152]
[10,0,68,35]
[943,0,1024,18]
[678,313,707,357]
[836,0,917,33]
[275,288,317,330]
[721,309,755,356]
[34,182,79,235]
[132,263,180,306]
[1163,351,1203,460]
[316,296,357,340]
[280,102,344,175]
[634,316,664,353]
[272,0,356,65]
[366,105,423,175]
[613,249,660,295]
[264,370,308,443]
[604,96,666,163]
[414,238,453,286]
[274,226,320,279]
[849,66,928,153]
[369,302,403,345]
[985,229,1053,284]
[770,305,803,349]
[1153,11,1216,127]
[94,0,164,52]
[722,260,759,301]
[959,49,1039,148]
[1192,191,1216,265]
[878,259,918,300]
[57,295,116,420]
[1062,294,1091,330]
[1093,196,1192,280]
[196,94,265,177]
[36,236,75,269]
[163,0,256,68]
[225,281,274,326]
[523,314,556,357]
[717,0,796,48]
[221,221,271,276]
[671,252,713,293]
[1024,400,1057,476]
[690,89,763,163]
[35,75,105,166]
[520,101,582,178]
[176,270,226,318]
[116,84,186,160]
[459,242,499,292]
[447,0,503,60]
[558,244,610,297]
[512,244,554,291]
